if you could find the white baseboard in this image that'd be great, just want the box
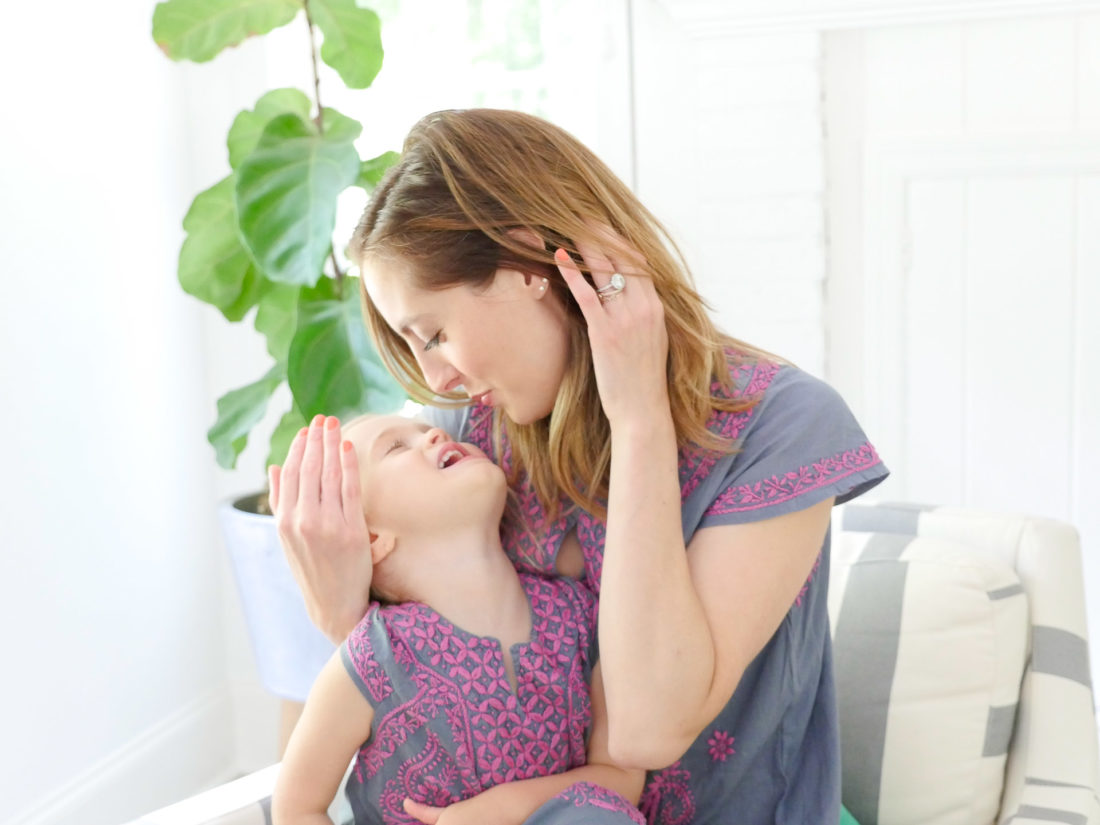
[8,689,239,825]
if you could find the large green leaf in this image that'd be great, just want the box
[267,406,308,468]
[310,0,383,89]
[235,113,361,286]
[320,106,363,143]
[152,0,302,63]
[356,150,399,191]
[227,88,313,169]
[208,363,287,469]
[255,281,300,361]
[178,175,261,321]
[288,276,406,420]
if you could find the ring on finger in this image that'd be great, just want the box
[596,273,626,303]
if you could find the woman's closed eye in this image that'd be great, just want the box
[423,330,442,352]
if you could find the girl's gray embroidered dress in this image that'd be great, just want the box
[341,573,644,824]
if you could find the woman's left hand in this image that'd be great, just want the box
[553,228,670,429]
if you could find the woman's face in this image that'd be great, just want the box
[363,258,571,425]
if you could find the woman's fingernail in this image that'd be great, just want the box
[342,441,353,452]
[325,416,339,430]
[312,414,324,426]
[298,427,308,438]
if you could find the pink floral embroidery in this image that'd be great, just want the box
[679,357,780,502]
[707,729,736,762]
[346,575,595,820]
[640,760,696,825]
[577,513,606,595]
[704,443,882,516]
[345,605,395,706]
[465,351,780,591]
[560,782,647,825]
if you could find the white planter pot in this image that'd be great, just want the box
[218,492,335,701]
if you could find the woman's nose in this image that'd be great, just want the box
[419,352,462,395]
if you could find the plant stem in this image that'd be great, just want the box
[330,250,345,290]
[303,0,323,130]
[304,0,343,291]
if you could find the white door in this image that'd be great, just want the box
[824,13,1100,697]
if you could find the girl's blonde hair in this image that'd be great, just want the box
[350,109,768,520]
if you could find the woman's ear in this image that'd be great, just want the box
[369,530,396,564]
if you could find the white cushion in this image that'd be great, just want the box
[829,531,1029,825]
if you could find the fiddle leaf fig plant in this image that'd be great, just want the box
[153,0,406,470]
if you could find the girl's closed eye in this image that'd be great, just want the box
[385,439,405,455]
[423,330,442,352]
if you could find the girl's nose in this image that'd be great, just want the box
[424,427,448,446]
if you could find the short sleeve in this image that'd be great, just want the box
[696,366,888,529]
[340,605,395,707]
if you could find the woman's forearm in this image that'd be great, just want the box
[598,411,720,767]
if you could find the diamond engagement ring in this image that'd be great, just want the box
[596,272,626,302]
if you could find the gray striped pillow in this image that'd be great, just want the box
[828,530,1028,825]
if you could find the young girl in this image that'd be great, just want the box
[270,414,644,825]
[272,108,889,824]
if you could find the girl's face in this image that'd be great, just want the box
[344,415,505,539]
[363,259,571,425]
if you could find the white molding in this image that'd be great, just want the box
[9,691,238,825]
[650,0,1100,37]
[860,136,1100,495]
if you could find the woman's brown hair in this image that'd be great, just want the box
[349,108,769,520]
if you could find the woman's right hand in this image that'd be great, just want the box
[268,414,373,643]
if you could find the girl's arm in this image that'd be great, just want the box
[556,240,833,770]
[403,663,644,825]
[272,650,374,825]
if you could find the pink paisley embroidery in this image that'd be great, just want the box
[347,575,595,818]
[704,442,882,516]
[707,730,736,762]
[640,760,696,825]
[378,730,459,814]
[559,782,648,825]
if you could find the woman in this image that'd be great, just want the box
[271,108,887,824]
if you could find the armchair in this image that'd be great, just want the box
[132,502,1100,825]
[830,502,1100,825]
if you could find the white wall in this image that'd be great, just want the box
[0,2,278,822]
[632,1,829,374]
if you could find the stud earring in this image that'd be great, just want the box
[538,277,548,294]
